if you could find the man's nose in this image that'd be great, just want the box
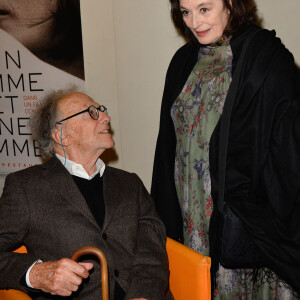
[99,111,110,123]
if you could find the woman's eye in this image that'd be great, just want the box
[181,10,190,16]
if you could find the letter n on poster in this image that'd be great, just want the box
[0,0,85,188]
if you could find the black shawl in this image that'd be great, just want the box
[151,24,300,292]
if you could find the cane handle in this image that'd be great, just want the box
[71,246,109,300]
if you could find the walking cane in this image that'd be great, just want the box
[71,246,109,300]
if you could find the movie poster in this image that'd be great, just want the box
[0,1,85,189]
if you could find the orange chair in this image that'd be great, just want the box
[0,246,32,300]
[166,237,211,300]
[13,246,27,254]
[0,289,32,300]
[1,240,211,300]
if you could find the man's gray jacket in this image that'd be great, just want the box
[0,157,170,299]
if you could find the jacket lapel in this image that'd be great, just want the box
[102,166,121,232]
[41,157,100,230]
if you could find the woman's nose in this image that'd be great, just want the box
[191,14,201,30]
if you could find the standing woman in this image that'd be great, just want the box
[151,0,300,298]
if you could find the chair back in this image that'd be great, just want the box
[166,237,211,300]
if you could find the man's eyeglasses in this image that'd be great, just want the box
[56,105,107,125]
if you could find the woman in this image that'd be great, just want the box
[151,0,300,298]
[0,0,84,79]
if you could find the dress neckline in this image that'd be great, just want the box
[208,35,230,48]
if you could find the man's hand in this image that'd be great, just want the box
[29,259,93,296]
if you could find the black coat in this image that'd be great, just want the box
[151,24,300,292]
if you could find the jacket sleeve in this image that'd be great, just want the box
[125,174,171,300]
[0,173,38,291]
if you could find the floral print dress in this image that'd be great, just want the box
[171,40,232,256]
[171,40,299,299]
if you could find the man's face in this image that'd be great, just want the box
[57,93,115,159]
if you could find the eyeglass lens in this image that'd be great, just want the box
[88,106,99,120]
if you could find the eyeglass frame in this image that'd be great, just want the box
[56,105,107,125]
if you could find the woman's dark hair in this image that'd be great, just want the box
[170,0,258,41]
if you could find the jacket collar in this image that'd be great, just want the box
[102,166,121,232]
[41,157,101,231]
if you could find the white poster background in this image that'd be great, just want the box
[0,29,85,188]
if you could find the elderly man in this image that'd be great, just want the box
[0,90,171,300]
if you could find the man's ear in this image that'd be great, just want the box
[52,126,69,146]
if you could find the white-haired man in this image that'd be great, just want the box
[0,90,172,300]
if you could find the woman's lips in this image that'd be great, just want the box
[196,29,210,37]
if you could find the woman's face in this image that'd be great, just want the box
[179,0,230,45]
[0,0,58,52]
